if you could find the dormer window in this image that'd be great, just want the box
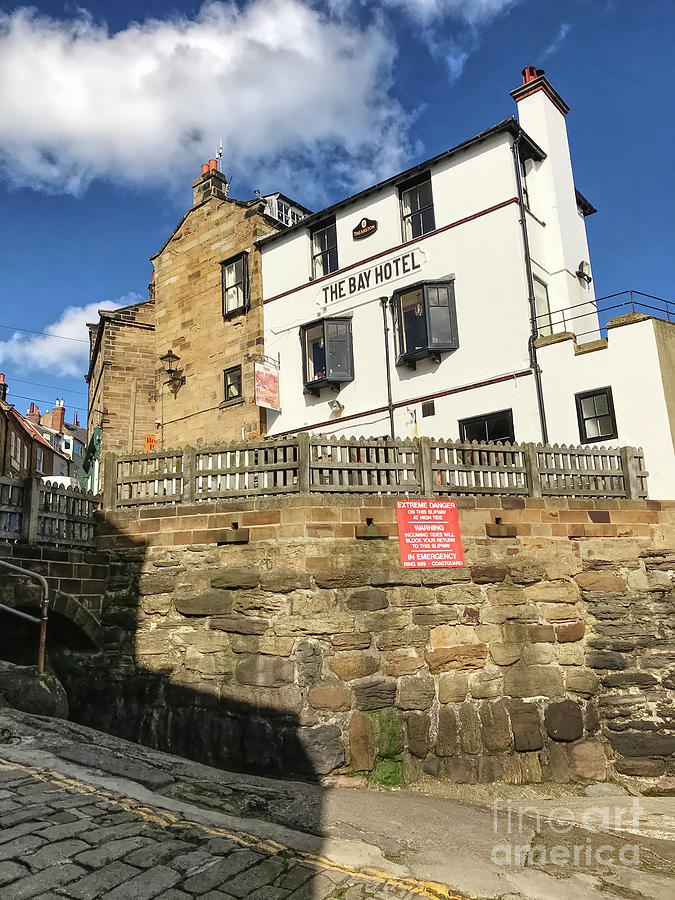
[301,317,353,395]
[311,218,338,278]
[392,280,458,368]
[399,173,435,241]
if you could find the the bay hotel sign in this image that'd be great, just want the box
[320,247,426,305]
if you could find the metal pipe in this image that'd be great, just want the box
[511,137,549,444]
[380,296,396,439]
[0,559,49,675]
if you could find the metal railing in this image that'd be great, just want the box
[104,434,648,508]
[0,559,48,674]
[536,290,673,341]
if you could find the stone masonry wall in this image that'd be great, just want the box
[56,495,675,786]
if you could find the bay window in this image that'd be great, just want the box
[301,317,353,395]
[392,280,458,368]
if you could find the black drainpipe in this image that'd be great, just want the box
[512,136,549,444]
[380,297,396,439]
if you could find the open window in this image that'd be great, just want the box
[221,252,249,317]
[301,317,353,395]
[392,280,458,368]
[399,173,435,241]
[310,218,338,279]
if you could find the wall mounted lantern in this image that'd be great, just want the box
[160,349,185,386]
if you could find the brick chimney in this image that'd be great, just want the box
[52,398,66,433]
[192,160,230,206]
[26,402,41,424]
[0,373,7,403]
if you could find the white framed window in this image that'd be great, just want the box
[399,174,435,241]
[9,431,19,469]
[23,443,28,470]
[36,447,44,474]
[534,278,552,336]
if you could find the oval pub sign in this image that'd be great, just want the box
[353,217,377,240]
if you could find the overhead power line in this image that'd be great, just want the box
[6,377,88,398]
[0,323,89,344]
[8,393,87,414]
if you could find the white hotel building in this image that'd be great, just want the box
[258,68,675,498]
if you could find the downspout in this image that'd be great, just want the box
[512,136,549,444]
[380,297,396,439]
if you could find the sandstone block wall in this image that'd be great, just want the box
[53,495,675,787]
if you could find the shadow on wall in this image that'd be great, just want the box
[18,523,330,837]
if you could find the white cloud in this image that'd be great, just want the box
[376,0,519,25]
[542,22,572,59]
[0,294,142,377]
[0,1,410,200]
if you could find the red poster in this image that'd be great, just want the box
[396,500,465,569]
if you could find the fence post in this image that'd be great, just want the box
[182,446,195,503]
[102,453,116,509]
[525,443,542,498]
[620,446,639,500]
[297,432,310,493]
[417,436,434,497]
[21,477,40,543]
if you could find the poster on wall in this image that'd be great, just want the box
[254,362,280,411]
[396,499,465,569]
[145,434,156,452]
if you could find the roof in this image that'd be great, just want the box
[11,408,69,459]
[575,188,597,217]
[264,192,314,216]
[256,117,546,248]
[65,424,87,445]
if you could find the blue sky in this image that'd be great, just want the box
[0,0,673,425]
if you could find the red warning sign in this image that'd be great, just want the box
[396,500,465,569]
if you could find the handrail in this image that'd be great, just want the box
[0,559,49,675]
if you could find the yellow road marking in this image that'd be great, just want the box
[0,758,465,899]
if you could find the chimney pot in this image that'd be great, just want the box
[208,159,218,171]
[201,163,209,175]
[522,66,538,84]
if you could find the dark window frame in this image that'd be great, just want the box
[398,172,436,242]
[310,217,338,279]
[300,316,354,396]
[459,409,515,445]
[221,252,250,318]
[391,279,459,369]
[575,386,618,443]
[222,364,243,406]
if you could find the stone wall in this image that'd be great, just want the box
[55,495,675,786]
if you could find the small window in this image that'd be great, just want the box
[392,280,458,368]
[223,365,243,403]
[301,317,354,395]
[421,400,435,418]
[311,219,338,278]
[23,443,28,470]
[400,174,435,241]
[36,447,44,474]
[221,253,249,317]
[534,278,552,336]
[575,387,617,443]
[459,409,515,444]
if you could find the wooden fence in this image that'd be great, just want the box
[104,434,648,508]
[0,476,98,546]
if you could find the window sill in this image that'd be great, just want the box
[579,433,618,445]
[219,398,245,410]
[304,377,351,397]
[222,307,248,321]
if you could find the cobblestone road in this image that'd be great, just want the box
[0,759,457,900]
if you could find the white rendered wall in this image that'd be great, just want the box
[539,319,675,499]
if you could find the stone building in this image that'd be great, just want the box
[0,375,68,479]
[86,164,305,490]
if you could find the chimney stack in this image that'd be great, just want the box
[0,373,7,403]
[26,402,41,424]
[52,398,66,433]
[192,161,230,206]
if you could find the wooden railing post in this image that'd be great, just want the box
[297,433,310,493]
[102,452,117,509]
[21,477,40,543]
[182,447,195,503]
[620,446,640,499]
[417,436,434,497]
[525,443,542,498]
